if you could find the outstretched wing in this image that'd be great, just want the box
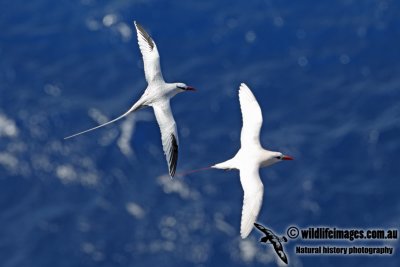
[238,83,263,147]
[153,101,179,177]
[272,242,288,264]
[254,222,269,234]
[134,21,164,83]
[239,165,264,238]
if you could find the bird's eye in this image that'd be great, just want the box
[177,86,185,89]
[275,156,282,159]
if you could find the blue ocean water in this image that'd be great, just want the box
[0,0,399,266]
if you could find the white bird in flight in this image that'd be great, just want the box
[65,21,196,177]
[211,83,293,238]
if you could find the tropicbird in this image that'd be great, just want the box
[212,83,293,238]
[65,21,195,177]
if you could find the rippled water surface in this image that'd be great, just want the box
[0,0,399,266]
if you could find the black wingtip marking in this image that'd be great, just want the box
[169,134,178,177]
[135,22,155,50]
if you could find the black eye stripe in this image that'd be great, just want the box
[177,86,185,89]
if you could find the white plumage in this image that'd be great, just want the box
[65,21,195,177]
[212,83,293,238]
[134,21,163,83]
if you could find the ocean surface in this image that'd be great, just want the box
[0,0,399,266]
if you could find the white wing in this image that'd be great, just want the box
[134,21,164,84]
[238,83,263,147]
[239,165,264,238]
[153,101,179,177]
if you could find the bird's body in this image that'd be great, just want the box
[213,147,280,170]
[212,83,293,238]
[65,21,195,177]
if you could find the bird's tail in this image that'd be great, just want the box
[211,158,237,170]
[174,157,237,177]
[175,166,213,177]
[64,101,144,140]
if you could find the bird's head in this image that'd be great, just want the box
[263,151,294,167]
[273,152,294,162]
[175,83,196,93]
